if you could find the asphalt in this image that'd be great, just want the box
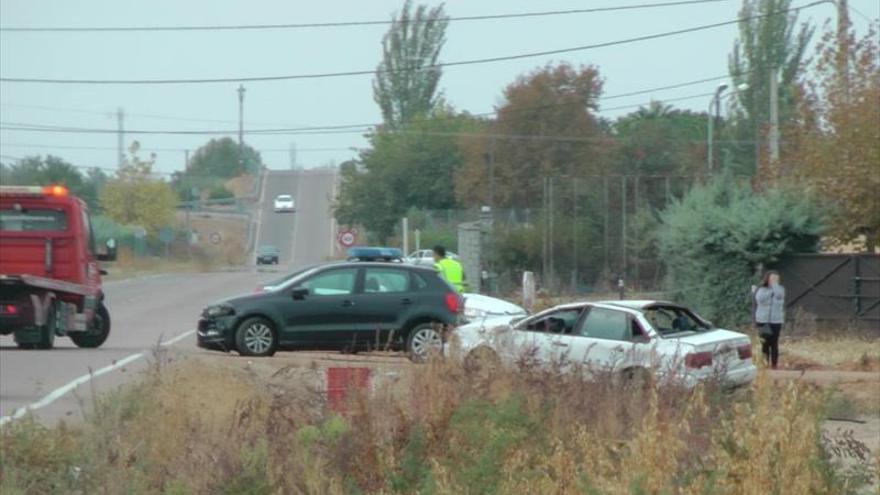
[0,169,338,424]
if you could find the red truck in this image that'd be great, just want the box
[0,185,117,349]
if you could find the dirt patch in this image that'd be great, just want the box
[840,355,880,372]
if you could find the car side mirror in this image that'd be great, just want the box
[97,238,117,262]
[291,287,309,300]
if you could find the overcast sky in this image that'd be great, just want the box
[1,0,877,175]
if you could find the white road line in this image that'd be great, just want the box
[0,329,195,426]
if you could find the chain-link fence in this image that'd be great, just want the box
[398,174,751,296]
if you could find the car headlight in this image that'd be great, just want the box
[463,307,489,320]
[204,304,235,318]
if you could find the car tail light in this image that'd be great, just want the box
[0,304,18,315]
[737,344,752,360]
[685,351,713,369]
[444,293,461,314]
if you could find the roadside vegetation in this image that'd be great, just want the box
[2,350,877,495]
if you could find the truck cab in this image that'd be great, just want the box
[0,185,116,349]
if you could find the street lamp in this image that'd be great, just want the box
[706,82,748,174]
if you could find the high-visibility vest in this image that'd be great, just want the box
[434,257,464,293]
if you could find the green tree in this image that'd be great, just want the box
[373,0,449,128]
[657,175,824,326]
[185,137,261,181]
[456,63,609,208]
[613,101,709,177]
[727,0,814,175]
[335,110,481,241]
[100,141,177,235]
[0,155,105,210]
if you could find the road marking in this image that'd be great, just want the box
[0,329,195,426]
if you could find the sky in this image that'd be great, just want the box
[1,0,877,175]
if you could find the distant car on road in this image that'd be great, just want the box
[453,300,756,389]
[406,249,459,266]
[256,245,280,265]
[199,261,462,361]
[273,194,295,212]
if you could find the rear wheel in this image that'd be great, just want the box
[407,323,443,362]
[70,303,111,348]
[19,301,57,350]
[235,317,277,357]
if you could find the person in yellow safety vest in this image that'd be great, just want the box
[433,245,464,293]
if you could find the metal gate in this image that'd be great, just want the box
[778,254,880,330]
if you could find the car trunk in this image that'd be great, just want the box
[665,329,753,372]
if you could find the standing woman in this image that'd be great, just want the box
[754,271,786,369]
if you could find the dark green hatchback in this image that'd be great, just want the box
[197,261,462,361]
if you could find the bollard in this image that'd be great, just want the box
[522,271,536,312]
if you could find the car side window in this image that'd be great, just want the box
[364,268,409,293]
[301,268,356,296]
[411,272,429,291]
[577,308,630,341]
[521,309,582,335]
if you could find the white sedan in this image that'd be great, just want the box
[273,194,295,212]
[406,249,459,266]
[452,300,756,388]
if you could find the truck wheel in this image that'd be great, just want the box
[70,303,111,348]
[406,322,443,363]
[234,317,277,357]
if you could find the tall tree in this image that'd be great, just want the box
[100,141,177,235]
[785,23,880,251]
[728,0,813,174]
[373,0,448,128]
[456,63,609,208]
[186,137,262,180]
[335,110,481,241]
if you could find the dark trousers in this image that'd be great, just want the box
[759,323,782,368]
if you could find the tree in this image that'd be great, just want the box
[657,175,824,326]
[727,0,814,174]
[613,101,709,177]
[456,63,609,208]
[0,155,105,210]
[373,0,448,128]
[179,137,262,189]
[784,22,880,251]
[100,141,177,235]
[335,110,481,241]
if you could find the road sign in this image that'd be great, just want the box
[210,232,222,245]
[338,230,356,247]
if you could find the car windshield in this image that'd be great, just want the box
[258,245,277,254]
[642,305,711,335]
[276,195,292,201]
[0,208,68,232]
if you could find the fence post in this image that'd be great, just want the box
[523,271,536,312]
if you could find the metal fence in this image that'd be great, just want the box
[402,174,747,295]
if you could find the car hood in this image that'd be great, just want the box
[464,293,527,316]
[211,292,268,308]
[661,328,750,348]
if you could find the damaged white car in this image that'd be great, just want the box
[451,300,757,388]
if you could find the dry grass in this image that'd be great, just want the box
[103,248,218,281]
[782,336,880,371]
[1,352,877,495]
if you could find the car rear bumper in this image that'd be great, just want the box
[679,364,758,389]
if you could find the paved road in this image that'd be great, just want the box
[0,169,337,424]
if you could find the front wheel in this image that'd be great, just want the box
[235,317,277,357]
[70,303,111,348]
[406,323,443,362]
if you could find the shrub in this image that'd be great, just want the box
[657,174,824,326]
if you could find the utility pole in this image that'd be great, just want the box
[488,126,496,210]
[237,84,246,171]
[116,107,125,167]
[768,67,780,164]
[289,142,297,170]
[184,149,190,170]
[836,0,851,101]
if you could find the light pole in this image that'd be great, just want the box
[706,83,728,175]
[706,82,748,174]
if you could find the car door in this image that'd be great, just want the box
[280,267,360,347]
[355,267,415,349]
[567,307,649,374]
[511,307,585,368]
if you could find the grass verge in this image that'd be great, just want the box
[1,354,877,494]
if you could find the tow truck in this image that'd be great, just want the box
[0,185,117,349]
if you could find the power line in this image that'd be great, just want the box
[0,2,825,85]
[0,1,728,33]
[0,142,355,153]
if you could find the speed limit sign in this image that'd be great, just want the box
[338,230,356,247]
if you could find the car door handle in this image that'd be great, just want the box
[552,342,569,347]
[342,300,355,307]
[401,298,414,305]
